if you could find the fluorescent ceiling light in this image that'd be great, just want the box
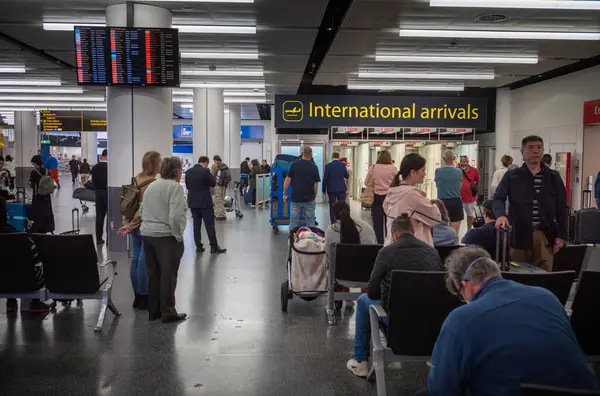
[430,0,600,10]
[224,98,267,104]
[144,0,253,2]
[358,71,495,80]
[0,80,61,86]
[347,82,464,91]
[180,82,265,89]
[223,91,266,97]
[180,104,194,109]
[173,89,193,96]
[0,67,25,73]
[0,96,105,101]
[182,70,263,77]
[173,97,194,103]
[174,25,256,34]
[375,54,538,64]
[43,22,105,31]
[399,29,600,40]
[0,102,105,107]
[181,51,259,60]
[0,87,83,94]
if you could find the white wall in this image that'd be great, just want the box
[241,119,274,163]
[500,64,600,210]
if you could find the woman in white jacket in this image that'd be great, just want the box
[490,155,513,198]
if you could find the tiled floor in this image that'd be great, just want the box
[0,183,429,396]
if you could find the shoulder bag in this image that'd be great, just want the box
[462,168,479,197]
[360,165,375,208]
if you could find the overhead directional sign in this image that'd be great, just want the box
[275,95,487,129]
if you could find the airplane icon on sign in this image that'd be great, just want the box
[282,100,303,122]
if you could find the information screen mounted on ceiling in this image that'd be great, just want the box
[40,110,107,132]
[74,26,180,87]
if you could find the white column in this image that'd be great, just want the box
[228,105,241,167]
[495,88,512,163]
[223,107,230,164]
[106,3,173,252]
[193,87,224,161]
[13,111,38,168]
[80,132,98,164]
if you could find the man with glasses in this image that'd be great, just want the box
[493,135,568,271]
[414,246,598,396]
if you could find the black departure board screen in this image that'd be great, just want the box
[74,26,180,86]
[40,110,107,132]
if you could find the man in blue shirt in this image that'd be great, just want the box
[461,199,497,258]
[283,145,321,230]
[434,150,463,236]
[416,246,599,396]
[322,151,349,223]
[44,153,60,189]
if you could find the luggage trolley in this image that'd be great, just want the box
[226,181,244,219]
[281,227,328,312]
[270,154,311,234]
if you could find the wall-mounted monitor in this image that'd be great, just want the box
[74,26,180,86]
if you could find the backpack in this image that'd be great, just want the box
[35,169,54,196]
[119,177,154,220]
[216,164,232,187]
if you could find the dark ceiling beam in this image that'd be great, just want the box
[297,0,354,94]
[0,31,75,71]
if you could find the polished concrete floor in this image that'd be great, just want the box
[0,182,429,396]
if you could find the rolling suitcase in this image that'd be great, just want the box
[6,202,31,232]
[495,226,545,273]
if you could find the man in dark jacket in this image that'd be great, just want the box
[493,135,567,271]
[346,214,443,377]
[322,151,349,223]
[91,149,108,244]
[185,156,226,254]
[240,157,251,175]
[461,200,497,259]
[68,155,79,184]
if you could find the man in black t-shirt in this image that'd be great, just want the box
[283,146,321,230]
[91,149,108,244]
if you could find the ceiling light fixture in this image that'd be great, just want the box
[172,97,194,103]
[0,102,106,107]
[375,54,538,64]
[174,25,256,34]
[430,0,600,10]
[181,70,264,77]
[223,98,267,104]
[347,82,464,91]
[0,67,26,73]
[173,89,193,96]
[222,91,266,97]
[0,107,106,111]
[180,104,194,109]
[0,96,105,101]
[358,71,495,80]
[180,51,259,60]
[180,82,265,89]
[399,29,600,40]
[0,87,83,94]
[0,80,61,86]
[43,22,105,31]
[144,0,253,2]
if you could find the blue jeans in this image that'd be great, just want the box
[328,191,346,223]
[130,229,148,295]
[354,293,382,362]
[290,200,316,230]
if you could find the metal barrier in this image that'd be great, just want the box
[256,173,271,210]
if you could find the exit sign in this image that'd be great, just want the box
[41,139,51,144]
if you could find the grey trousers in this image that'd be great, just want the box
[142,236,184,318]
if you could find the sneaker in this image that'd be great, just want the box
[215,216,227,221]
[210,246,227,254]
[196,246,206,253]
[346,359,370,377]
[6,299,18,313]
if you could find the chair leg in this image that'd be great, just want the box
[372,350,387,396]
[94,296,108,332]
[108,298,121,316]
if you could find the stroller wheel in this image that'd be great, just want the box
[281,281,289,313]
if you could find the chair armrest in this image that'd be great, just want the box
[369,304,388,352]
[99,260,117,268]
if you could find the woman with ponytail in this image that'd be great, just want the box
[325,200,377,257]
[383,153,441,246]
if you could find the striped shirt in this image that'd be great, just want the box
[532,172,543,228]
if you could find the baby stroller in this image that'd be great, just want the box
[281,226,328,313]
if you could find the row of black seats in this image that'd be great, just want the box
[0,233,120,332]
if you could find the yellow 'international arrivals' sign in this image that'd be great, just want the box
[275,95,487,129]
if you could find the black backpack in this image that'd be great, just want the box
[216,164,232,187]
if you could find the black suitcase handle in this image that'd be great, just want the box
[495,226,510,271]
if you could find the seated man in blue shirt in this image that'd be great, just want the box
[461,200,497,258]
[414,246,599,396]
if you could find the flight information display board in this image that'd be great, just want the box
[74,26,180,86]
[40,110,107,132]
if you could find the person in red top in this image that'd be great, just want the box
[459,155,480,230]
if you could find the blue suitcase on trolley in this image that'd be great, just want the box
[6,202,31,232]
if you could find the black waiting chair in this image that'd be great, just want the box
[570,271,600,361]
[436,244,463,263]
[521,384,600,395]
[326,243,382,325]
[553,244,591,279]
[369,271,463,396]
[502,271,575,306]
[31,233,121,332]
[0,233,46,302]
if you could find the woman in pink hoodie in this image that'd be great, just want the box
[383,153,441,246]
[365,150,397,244]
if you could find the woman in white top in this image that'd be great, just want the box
[490,155,513,198]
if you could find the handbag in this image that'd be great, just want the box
[461,168,479,197]
[360,166,376,208]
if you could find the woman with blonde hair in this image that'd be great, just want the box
[117,151,161,310]
[365,150,397,244]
